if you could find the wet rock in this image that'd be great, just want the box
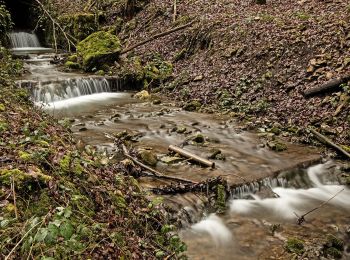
[191,134,205,144]
[182,100,201,111]
[110,113,121,120]
[160,156,183,164]
[78,127,88,132]
[176,126,187,134]
[193,75,203,81]
[139,149,157,166]
[267,140,287,152]
[285,238,305,255]
[134,90,150,100]
[77,31,121,71]
[208,149,225,160]
[152,99,161,105]
[114,130,132,140]
[322,234,344,259]
[74,123,85,127]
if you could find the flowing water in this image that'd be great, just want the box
[17,48,350,259]
[9,31,53,55]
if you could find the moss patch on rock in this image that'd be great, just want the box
[77,31,122,71]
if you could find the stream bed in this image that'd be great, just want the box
[18,51,350,259]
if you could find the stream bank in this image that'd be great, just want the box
[15,49,350,259]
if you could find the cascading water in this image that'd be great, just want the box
[9,32,41,48]
[33,78,112,104]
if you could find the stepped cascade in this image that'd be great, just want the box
[33,78,112,104]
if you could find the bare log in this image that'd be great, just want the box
[120,20,195,54]
[309,128,350,159]
[168,145,215,168]
[304,75,350,97]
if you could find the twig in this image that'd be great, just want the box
[5,218,46,260]
[11,176,18,219]
[34,0,76,51]
[120,20,195,54]
[309,127,350,159]
[294,188,344,225]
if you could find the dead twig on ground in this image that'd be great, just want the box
[309,127,350,159]
[121,20,195,54]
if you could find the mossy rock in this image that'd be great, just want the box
[183,100,202,111]
[134,90,150,100]
[0,168,52,187]
[285,238,305,255]
[216,184,227,211]
[65,61,81,70]
[67,55,78,62]
[77,31,122,71]
[139,150,157,167]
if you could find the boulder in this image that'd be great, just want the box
[77,31,122,71]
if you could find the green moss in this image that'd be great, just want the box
[183,100,202,111]
[60,154,72,172]
[285,238,305,255]
[324,247,342,259]
[0,103,5,112]
[139,150,157,167]
[325,234,344,251]
[0,168,52,187]
[216,184,226,211]
[65,61,81,70]
[0,120,8,132]
[67,55,78,62]
[0,4,12,45]
[19,151,33,161]
[77,31,122,71]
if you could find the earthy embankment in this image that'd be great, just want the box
[0,49,185,259]
[113,0,349,149]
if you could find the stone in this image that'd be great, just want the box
[183,100,201,111]
[134,90,150,100]
[139,150,157,166]
[77,31,122,71]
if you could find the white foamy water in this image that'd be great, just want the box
[35,93,130,115]
[33,78,112,103]
[9,32,41,48]
[191,214,233,246]
[230,163,350,219]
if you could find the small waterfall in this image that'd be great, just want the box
[230,177,287,199]
[9,32,41,48]
[33,78,112,104]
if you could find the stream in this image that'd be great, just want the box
[13,32,350,259]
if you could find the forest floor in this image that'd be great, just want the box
[112,0,350,152]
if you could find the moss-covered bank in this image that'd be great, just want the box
[0,48,186,259]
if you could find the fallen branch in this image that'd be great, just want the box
[152,176,225,195]
[309,128,350,159]
[169,145,215,168]
[120,20,195,54]
[121,144,197,184]
[294,188,344,225]
[34,0,76,51]
[304,75,350,97]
